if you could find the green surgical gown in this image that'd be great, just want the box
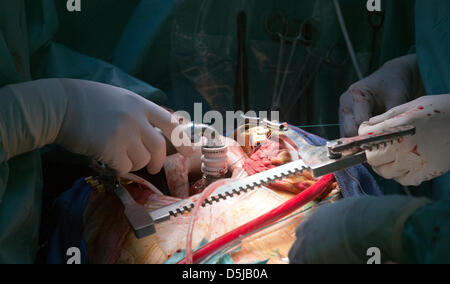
[400,0,450,264]
[0,0,165,263]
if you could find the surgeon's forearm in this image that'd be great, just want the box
[0,79,68,161]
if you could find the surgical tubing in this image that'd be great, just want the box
[333,0,363,80]
[178,173,336,264]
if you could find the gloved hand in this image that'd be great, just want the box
[339,54,425,137]
[288,195,429,264]
[359,95,450,186]
[0,79,182,175]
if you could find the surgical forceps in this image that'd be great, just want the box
[367,10,385,72]
[266,12,310,111]
[267,13,347,113]
[283,42,347,119]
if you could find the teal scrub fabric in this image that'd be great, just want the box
[400,0,450,264]
[0,0,165,263]
[415,0,450,201]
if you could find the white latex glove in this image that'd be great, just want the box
[0,79,182,175]
[0,80,67,162]
[359,95,450,186]
[289,195,429,264]
[339,54,424,137]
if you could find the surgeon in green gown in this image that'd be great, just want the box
[290,0,450,263]
[0,0,175,263]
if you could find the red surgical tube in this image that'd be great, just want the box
[177,173,336,264]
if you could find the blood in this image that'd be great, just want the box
[243,140,289,175]
[410,145,420,156]
[434,110,441,114]
[294,182,313,191]
[267,179,313,194]
[127,184,152,205]
[368,132,374,135]
[351,86,366,98]
[190,179,210,195]
[177,174,336,264]
[417,106,424,110]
